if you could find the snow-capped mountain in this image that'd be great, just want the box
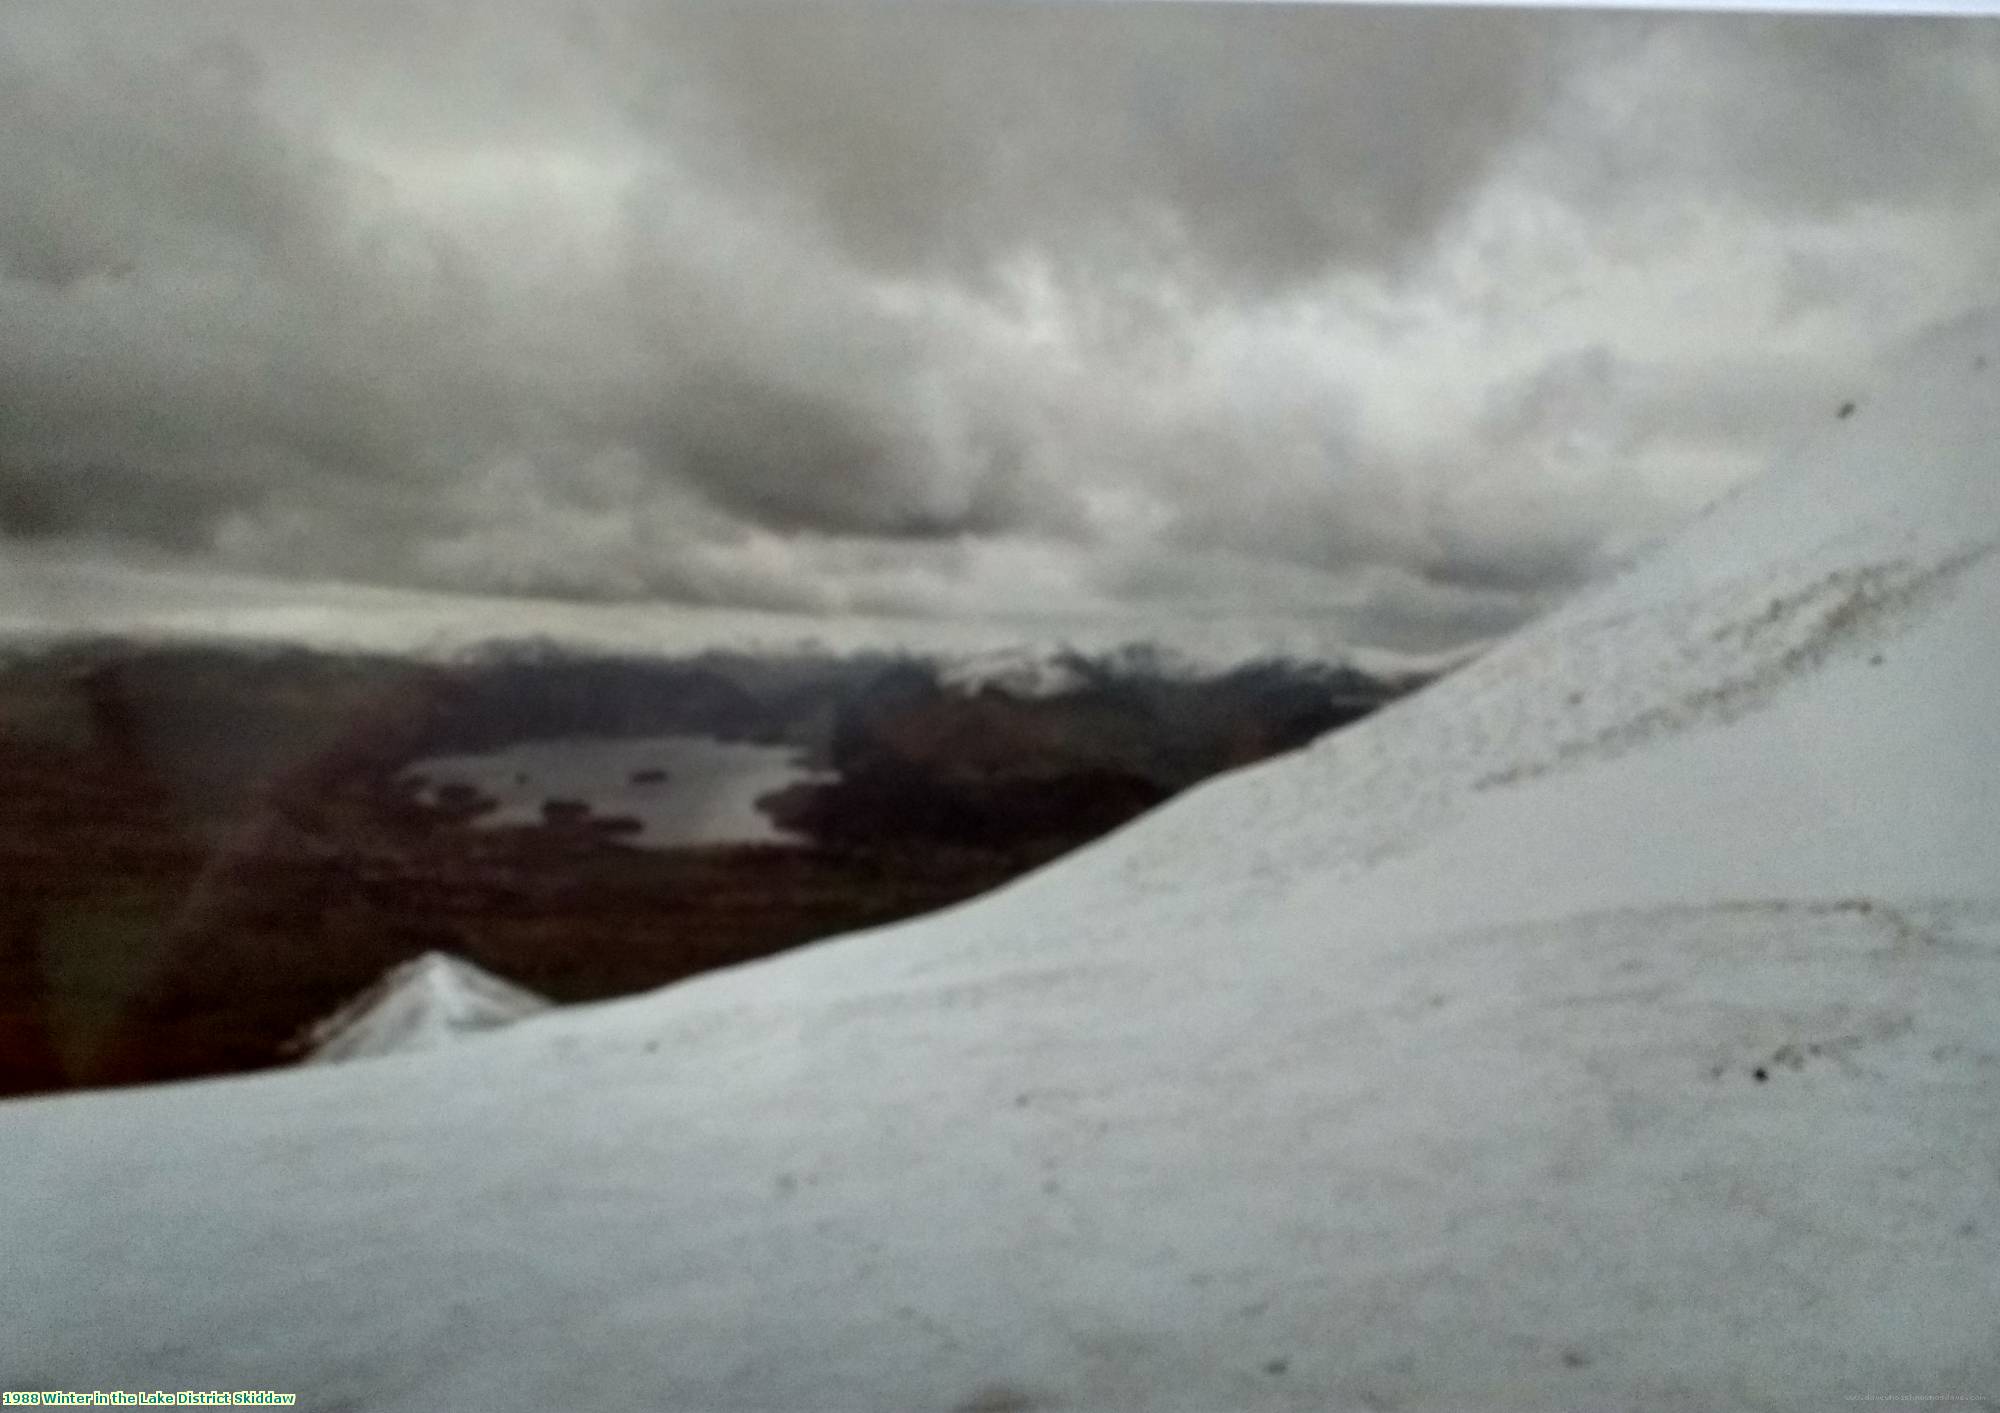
[933,640,1460,700]
[3,312,1996,1410]
[935,644,1100,698]
[289,953,550,1066]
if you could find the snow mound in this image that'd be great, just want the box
[292,953,549,1065]
[3,312,1998,1411]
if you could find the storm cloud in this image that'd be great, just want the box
[1,2,1996,653]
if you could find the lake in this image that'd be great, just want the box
[404,733,833,848]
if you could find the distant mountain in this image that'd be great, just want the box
[0,549,1481,684]
[0,631,1421,1095]
[289,952,548,1065]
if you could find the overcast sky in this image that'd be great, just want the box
[2,3,1996,654]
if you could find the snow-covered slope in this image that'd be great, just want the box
[290,953,550,1065]
[4,313,1997,1411]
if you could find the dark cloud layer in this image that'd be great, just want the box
[1,2,1997,653]
[643,5,1558,289]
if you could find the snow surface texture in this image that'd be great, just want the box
[3,313,1998,1411]
[292,953,550,1066]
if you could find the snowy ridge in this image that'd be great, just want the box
[936,642,1243,697]
[3,312,1998,1411]
[935,645,1097,698]
[290,953,550,1065]
[1079,309,1999,931]
[937,640,1454,699]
